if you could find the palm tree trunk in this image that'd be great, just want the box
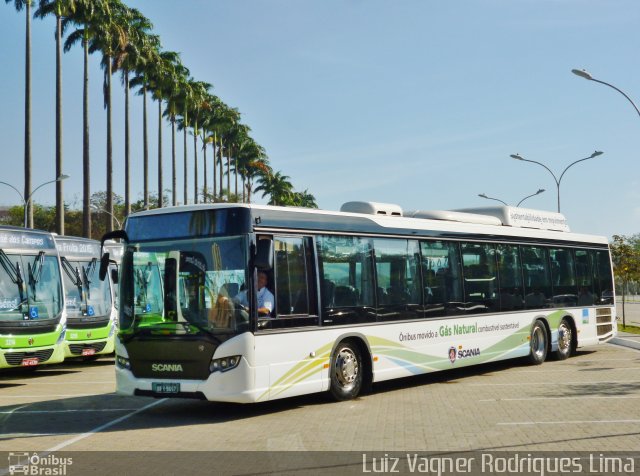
[202,135,208,202]
[157,99,163,208]
[143,85,149,209]
[24,2,32,228]
[234,153,238,199]
[218,139,223,200]
[124,71,131,216]
[82,33,91,238]
[226,145,231,202]
[55,13,63,234]
[183,110,188,205]
[212,138,217,201]
[171,118,177,206]
[193,123,198,204]
[242,175,246,203]
[106,59,113,232]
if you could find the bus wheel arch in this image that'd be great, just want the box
[528,318,549,365]
[328,336,373,401]
[555,315,576,360]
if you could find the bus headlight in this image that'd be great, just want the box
[209,355,241,373]
[116,355,131,370]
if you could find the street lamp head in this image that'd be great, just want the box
[572,69,593,80]
[536,189,545,194]
[590,150,603,158]
[510,154,524,160]
[57,174,70,181]
[478,193,488,199]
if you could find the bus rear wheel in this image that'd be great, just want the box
[555,318,573,360]
[528,320,547,365]
[329,341,363,401]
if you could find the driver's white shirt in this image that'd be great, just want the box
[235,286,274,314]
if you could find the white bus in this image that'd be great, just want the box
[101,202,616,402]
[0,226,66,369]
[55,236,116,359]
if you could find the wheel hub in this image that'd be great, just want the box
[336,348,359,387]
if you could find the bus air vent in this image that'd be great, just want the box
[340,201,403,217]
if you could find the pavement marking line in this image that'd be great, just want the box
[503,367,639,374]
[480,396,640,402]
[2,381,114,385]
[0,394,109,398]
[0,408,144,414]
[468,380,640,387]
[498,419,640,426]
[45,398,167,452]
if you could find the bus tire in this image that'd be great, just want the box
[555,317,573,360]
[528,320,547,365]
[329,341,363,401]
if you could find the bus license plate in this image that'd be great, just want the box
[22,357,39,367]
[152,382,180,394]
[82,348,96,356]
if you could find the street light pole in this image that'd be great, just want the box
[90,205,122,229]
[478,189,545,207]
[0,175,69,228]
[572,69,640,118]
[477,193,507,206]
[510,152,602,212]
[517,188,545,207]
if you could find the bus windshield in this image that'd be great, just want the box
[60,257,111,319]
[0,249,63,322]
[119,235,249,335]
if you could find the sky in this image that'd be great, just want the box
[1,0,639,238]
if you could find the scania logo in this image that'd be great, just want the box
[28,337,34,346]
[151,363,183,372]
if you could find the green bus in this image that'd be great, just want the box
[0,226,66,369]
[55,236,116,359]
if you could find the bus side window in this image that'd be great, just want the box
[272,236,317,321]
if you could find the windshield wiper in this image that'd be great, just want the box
[61,257,83,295]
[28,251,45,297]
[81,258,97,300]
[0,249,27,308]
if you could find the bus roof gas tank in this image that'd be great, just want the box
[455,206,570,232]
[340,201,403,217]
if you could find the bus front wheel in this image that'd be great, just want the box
[555,318,573,360]
[329,341,363,401]
[528,320,548,365]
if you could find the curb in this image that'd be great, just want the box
[610,337,640,351]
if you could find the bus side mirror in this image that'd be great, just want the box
[255,239,273,270]
[99,253,110,281]
[110,267,118,284]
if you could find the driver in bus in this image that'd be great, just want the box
[234,271,275,317]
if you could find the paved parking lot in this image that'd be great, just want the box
[1,342,639,458]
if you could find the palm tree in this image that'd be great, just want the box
[111,5,153,216]
[129,33,161,210]
[62,0,105,237]
[146,50,181,208]
[254,171,294,206]
[185,80,211,204]
[163,61,189,206]
[289,189,318,208]
[234,137,268,203]
[5,0,33,227]
[89,0,130,232]
[35,0,79,234]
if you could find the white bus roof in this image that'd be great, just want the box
[124,202,607,246]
